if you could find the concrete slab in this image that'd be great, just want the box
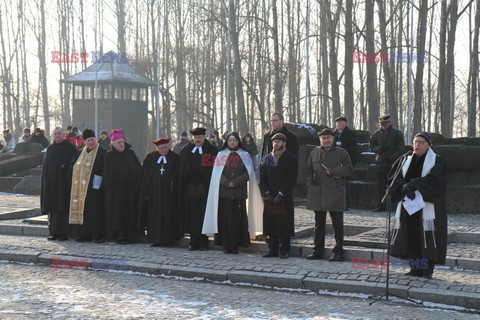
[0,207,40,220]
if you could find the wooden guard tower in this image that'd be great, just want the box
[61,51,154,157]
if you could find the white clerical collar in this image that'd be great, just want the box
[191,146,203,154]
[157,155,167,164]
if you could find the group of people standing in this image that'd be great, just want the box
[39,111,447,278]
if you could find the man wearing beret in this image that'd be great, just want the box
[138,138,182,246]
[259,133,298,259]
[69,129,107,243]
[179,127,218,250]
[369,115,405,211]
[387,132,447,279]
[305,128,353,261]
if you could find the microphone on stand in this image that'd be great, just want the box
[380,151,412,205]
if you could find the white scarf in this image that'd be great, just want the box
[157,155,167,164]
[202,148,264,237]
[393,148,437,248]
[191,146,203,154]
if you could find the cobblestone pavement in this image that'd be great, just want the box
[3,193,480,233]
[0,263,478,320]
[1,234,480,297]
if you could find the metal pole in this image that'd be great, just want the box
[305,0,311,123]
[225,0,232,132]
[407,0,414,144]
[94,0,99,134]
[156,0,162,138]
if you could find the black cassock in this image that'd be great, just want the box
[138,150,182,245]
[70,146,107,239]
[103,144,142,241]
[388,151,448,265]
[259,150,298,237]
[179,141,218,244]
[41,140,77,236]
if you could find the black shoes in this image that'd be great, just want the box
[328,253,344,262]
[279,252,289,259]
[262,251,279,258]
[48,234,68,241]
[307,252,323,260]
[405,269,423,277]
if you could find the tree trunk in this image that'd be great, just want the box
[413,0,429,134]
[344,0,354,126]
[468,0,480,136]
[365,0,378,131]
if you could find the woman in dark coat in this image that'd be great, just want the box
[103,129,143,244]
[137,138,182,246]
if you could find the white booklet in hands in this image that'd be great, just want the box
[402,190,425,215]
[93,175,103,190]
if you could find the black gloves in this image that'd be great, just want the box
[402,184,416,200]
[264,191,273,203]
[273,193,283,205]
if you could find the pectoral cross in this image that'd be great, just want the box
[160,165,165,175]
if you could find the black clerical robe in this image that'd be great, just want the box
[103,145,142,241]
[388,149,448,265]
[41,139,77,236]
[178,140,218,235]
[138,150,182,245]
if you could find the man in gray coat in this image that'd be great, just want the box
[305,128,353,261]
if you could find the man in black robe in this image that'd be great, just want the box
[41,127,77,240]
[103,129,143,244]
[261,112,299,158]
[179,127,218,250]
[69,129,107,243]
[388,132,447,279]
[260,133,298,259]
[138,138,182,246]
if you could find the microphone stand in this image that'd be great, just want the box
[369,153,421,305]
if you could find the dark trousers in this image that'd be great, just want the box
[190,234,208,249]
[313,211,344,254]
[267,236,291,254]
[376,167,390,209]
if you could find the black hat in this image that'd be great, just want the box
[72,127,79,132]
[83,128,95,140]
[335,116,347,122]
[271,133,287,141]
[189,127,207,136]
[180,131,188,137]
[378,114,391,123]
[221,131,244,150]
[318,128,334,136]
[34,127,41,133]
[414,132,432,145]
[23,128,31,134]
[67,126,73,130]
